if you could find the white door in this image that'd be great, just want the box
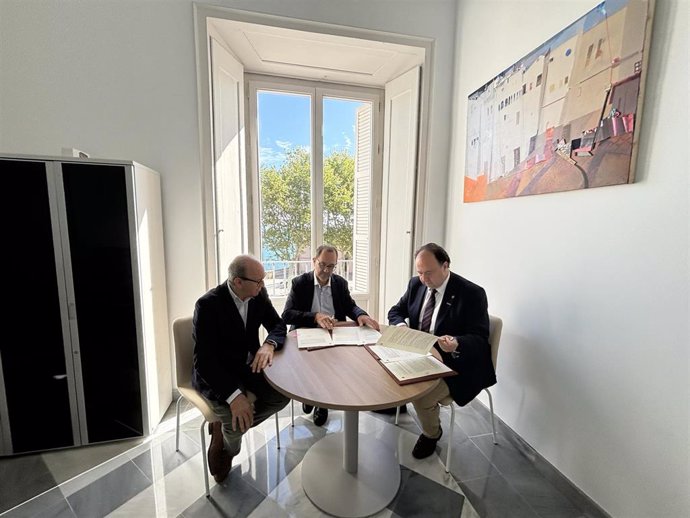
[210,37,246,282]
[379,66,420,321]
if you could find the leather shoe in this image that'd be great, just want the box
[373,405,407,415]
[313,407,328,426]
[412,428,443,459]
[302,403,314,414]
[207,422,232,483]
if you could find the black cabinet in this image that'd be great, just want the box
[0,155,171,455]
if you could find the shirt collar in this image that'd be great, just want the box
[227,280,251,304]
[313,273,332,288]
[429,270,451,299]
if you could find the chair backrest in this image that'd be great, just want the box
[488,315,503,369]
[173,316,194,387]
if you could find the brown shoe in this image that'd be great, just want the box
[208,422,232,483]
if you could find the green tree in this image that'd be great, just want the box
[323,150,354,258]
[260,147,354,261]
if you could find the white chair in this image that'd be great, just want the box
[173,316,282,496]
[396,314,503,472]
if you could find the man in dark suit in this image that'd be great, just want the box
[282,245,380,426]
[388,243,496,459]
[193,255,289,483]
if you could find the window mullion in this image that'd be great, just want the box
[312,88,324,252]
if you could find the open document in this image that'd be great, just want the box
[332,326,381,346]
[374,325,438,355]
[296,328,333,349]
[366,326,456,384]
[296,326,382,350]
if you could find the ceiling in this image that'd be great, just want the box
[210,18,425,88]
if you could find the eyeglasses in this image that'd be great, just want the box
[239,276,265,286]
[317,261,337,271]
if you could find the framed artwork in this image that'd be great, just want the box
[464,0,655,202]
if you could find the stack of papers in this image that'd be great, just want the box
[365,326,456,385]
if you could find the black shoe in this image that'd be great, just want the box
[373,405,407,415]
[313,407,328,426]
[412,428,443,459]
[302,403,314,414]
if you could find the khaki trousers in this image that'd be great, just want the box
[412,380,450,439]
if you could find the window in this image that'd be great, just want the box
[536,74,542,87]
[586,43,594,66]
[248,78,381,300]
[596,38,605,58]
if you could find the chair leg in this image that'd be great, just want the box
[394,406,400,426]
[484,388,498,444]
[175,395,183,452]
[275,413,281,450]
[290,400,294,427]
[200,420,211,497]
[445,404,455,473]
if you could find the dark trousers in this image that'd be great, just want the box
[209,372,289,455]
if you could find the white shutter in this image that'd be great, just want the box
[211,37,246,282]
[353,104,372,293]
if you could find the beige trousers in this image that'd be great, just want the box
[412,380,450,439]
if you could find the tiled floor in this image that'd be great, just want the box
[0,400,607,518]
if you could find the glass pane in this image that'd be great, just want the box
[322,97,371,291]
[257,91,312,296]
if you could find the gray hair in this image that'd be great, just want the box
[314,245,338,260]
[228,254,259,280]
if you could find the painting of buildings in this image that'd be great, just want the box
[464,0,653,202]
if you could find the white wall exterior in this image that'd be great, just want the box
[0,0,456,326]
[449,1,689,517]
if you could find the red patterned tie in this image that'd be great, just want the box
[419,289,437,333]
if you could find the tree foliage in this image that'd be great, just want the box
[260,147,354,261]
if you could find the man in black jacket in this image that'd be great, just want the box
[388,243,496,459]
[193,255,289,483]
[282,245,379,425]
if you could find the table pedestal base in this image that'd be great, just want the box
[302,432,401,517]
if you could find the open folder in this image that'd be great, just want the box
[365,326,456,385]
[296,326,382,350]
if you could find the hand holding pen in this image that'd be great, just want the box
[315,312,337,330]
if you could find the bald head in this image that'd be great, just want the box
[228,255,265,300]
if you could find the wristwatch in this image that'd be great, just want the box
[264,339,277,350]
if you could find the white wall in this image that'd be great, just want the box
[448,1,689,517]
[0,0,456,326]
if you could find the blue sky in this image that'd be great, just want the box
[257,91,367,168]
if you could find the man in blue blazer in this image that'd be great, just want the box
[193,255,289,483]
[282,245,379,425]
[388,243,496,459]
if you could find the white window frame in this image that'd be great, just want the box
[245,74,383,311]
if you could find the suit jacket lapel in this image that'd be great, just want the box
[409,283,427,329]
[222,283,248,334]
[435,275,459,333]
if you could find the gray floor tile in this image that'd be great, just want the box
[65,460,151,517]
[460,474,539,518]
[390,466,466,517]
[180,467,266,518]
[439,435,500,482]
[503,469,587,518]
[131,430,201,480]
[0,487,74,518]
[472,434,538,476]
[0,454,56,513]
[455,404,495,437]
